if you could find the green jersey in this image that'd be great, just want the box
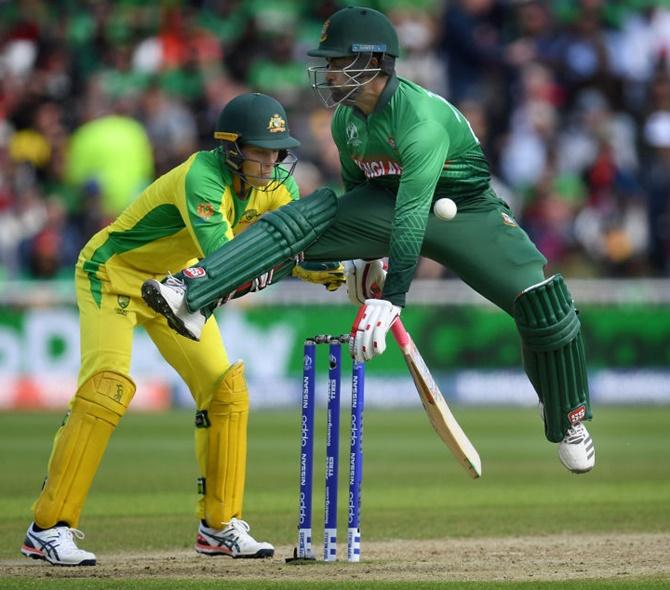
[331,76,491,306]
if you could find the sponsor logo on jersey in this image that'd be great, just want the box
[116,294,130,316]
[346,122,362,147]
[267,114,286,133]
[320,19,330,42]
[568,405,586,425]
[353,158,403,178]
[197,202,215,220]
[240,208,260,223]
[501,211,517,227]
[184,267,207,279]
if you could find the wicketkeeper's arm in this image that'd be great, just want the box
[291,261,345,291]
[214,259,345,306]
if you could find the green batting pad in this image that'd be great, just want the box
[514,274,592,443]
[184,187,337,310]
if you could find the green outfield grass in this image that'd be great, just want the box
[0,406,668,589]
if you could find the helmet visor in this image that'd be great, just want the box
[237,148,298,193]
[307,54,382,108]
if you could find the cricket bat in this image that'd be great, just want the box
[391,319,482,479]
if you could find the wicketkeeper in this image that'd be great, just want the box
[143,7,595,478]
[21,92,345,566]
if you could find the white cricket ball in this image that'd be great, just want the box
[433,198,457,221]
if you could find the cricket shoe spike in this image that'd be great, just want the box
[558,422,595,474]
[21,523,96,566]
[195,519,274,559]
[142,275,205,341]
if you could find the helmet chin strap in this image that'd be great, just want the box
[231,174,252,200]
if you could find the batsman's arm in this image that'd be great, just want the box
[383,122,450,307]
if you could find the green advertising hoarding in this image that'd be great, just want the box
[0,303,668,409]
[235,304,670,373]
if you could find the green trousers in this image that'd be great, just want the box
[181,183,590,442]
[305,184,546,314]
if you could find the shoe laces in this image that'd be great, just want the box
[165,273,186,294]
[227,518,251,534]
[564,422,586,444]
[54,526,85,549]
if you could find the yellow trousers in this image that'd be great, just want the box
[33,266,237,529]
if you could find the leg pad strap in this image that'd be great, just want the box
[196,361,249,528]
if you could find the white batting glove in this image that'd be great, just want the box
[344,259,387,305]
[350,299,401,362]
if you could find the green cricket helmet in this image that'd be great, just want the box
[307,6,399,59]
[214,93,299,191]
[214,92,300,150]
[307,7,399,108]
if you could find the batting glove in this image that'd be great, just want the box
[350,298,401,362]
[344,259,387,305]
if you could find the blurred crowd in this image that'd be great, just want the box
[1,0,670,282]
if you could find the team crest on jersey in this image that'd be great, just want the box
[346,122,362,147]
[197,202,215,220]
[320,19,330,42]
[267,114,286,133]
[184,267,207,279]
[387,136,397,149]
[501,211,517,227]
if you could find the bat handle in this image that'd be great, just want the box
[390,319,411,352]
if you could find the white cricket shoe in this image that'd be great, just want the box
[21,523,96,566]
[559,422,595,474]
[195,519,274,559]
[141,275,205,341]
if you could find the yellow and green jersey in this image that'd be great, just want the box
[78,148,299,306]
[331,76,490,306]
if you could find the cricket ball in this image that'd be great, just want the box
[433,198,457,221]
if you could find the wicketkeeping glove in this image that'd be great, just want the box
[350,298,401,362]
[344,259,387,305]
[291,261,346,292]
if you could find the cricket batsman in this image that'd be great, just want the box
[21,92,344,566]
[143,7,595,476]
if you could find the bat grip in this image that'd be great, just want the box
[390,319,411,351]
